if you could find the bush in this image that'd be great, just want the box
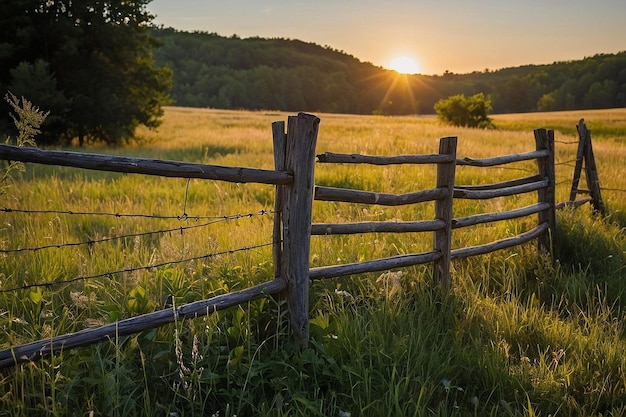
[434,93,494,128]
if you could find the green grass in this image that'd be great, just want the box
[1,107,626,416]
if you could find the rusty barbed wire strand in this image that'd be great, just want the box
[600,187,626,193]
[0,206,266,221]
[0,209,273,253]
[0,241,275,294]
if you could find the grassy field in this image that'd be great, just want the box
[1,107,626,416]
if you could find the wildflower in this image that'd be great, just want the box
[335,289,353,298]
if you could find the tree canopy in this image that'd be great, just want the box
[0,0,172,146]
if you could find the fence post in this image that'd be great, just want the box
[281,113,320,348]
[574,119,605,215]
[534,128,556,255]
[272,121,287,278]
[433,136,457,288]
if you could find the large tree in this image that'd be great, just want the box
[0,0,171,146]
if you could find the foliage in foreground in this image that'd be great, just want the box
[2,211,626,417]
[1,93,46,194]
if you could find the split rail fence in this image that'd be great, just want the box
[0,113,602,368]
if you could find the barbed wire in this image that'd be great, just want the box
[0,209,273,254]
[601,187,626,194]
[555,178,573,186]
[555,159,579,167]
[0,206,253,221]
[555,140,579,145]
[0,241,275,294]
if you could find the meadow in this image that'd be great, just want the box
[1,107,626,416]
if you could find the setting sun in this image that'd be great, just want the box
[388,55,421,74]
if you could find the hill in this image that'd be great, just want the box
[151,28,626,115]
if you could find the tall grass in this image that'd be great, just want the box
[1,107,625,416]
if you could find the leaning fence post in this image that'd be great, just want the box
[534,128,556,255]
[433,136,457,288]
[281,113,320,348]
[577,119,605,215]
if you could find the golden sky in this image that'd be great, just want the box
[149,0,626,75]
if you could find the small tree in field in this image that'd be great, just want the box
[434,93,494,128]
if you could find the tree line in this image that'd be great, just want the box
[153,28,626,116]
[1,1,624,147]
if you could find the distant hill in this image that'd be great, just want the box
[151,28,626,115]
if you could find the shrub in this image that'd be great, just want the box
[434,93,494,128]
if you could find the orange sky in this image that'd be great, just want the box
[149,0,626,75]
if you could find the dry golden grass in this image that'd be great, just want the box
[133,107,626,231]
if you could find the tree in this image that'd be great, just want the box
[434,93,493,128]
[0,0,172,146]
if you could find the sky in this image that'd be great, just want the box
[148,0,626,76]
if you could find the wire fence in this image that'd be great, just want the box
[0,207,273,254]
[0,206,275,293]
[0,242,274,294]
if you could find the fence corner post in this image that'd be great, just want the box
[578,119,605,215]
[534,128,556,256]
[281,113,320,348]
[433,136,457,288]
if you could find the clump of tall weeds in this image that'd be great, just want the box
[2,92,47,193]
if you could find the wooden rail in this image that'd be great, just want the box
[0,144,292,185]
[0,278,286,368]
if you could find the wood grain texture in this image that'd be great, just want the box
[0,144,291,185]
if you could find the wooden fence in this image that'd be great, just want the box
[0,114,600,368]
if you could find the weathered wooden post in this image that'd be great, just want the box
[433,136,457,288]
[280,113,320,348]
[272,121,287,278]
[571,119,605,215]
[534,128,556,255]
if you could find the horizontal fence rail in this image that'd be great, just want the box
[309,251,443,280]
[451,222,550,260]
[317,152,455,165]
[0,278,286,368]
[453,179,549,199]
[456,149,549,167]
[455,174,543,191]
[311,219,446,235]
[314,186,449,205]
[0,144,292,185]
[452,202,551,229]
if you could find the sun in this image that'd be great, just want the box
[388,55,421,75]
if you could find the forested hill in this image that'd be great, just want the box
[152,28,626,115]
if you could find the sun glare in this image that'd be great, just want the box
[389,55,420,75]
